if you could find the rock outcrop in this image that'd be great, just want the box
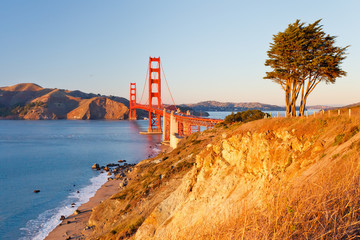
[135,128,314,239]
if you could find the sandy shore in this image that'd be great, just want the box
[45,144,171,240]
[44,178,121,240]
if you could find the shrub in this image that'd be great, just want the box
[224,110,268,124]
[128,217,145,233]
[333,134,345,146]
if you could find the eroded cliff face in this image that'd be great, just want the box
[88,113,360,240]
[135,128,317,239]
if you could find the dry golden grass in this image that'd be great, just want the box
[173,114,360,240]
[170,151,360,240]
[91,107,360,240]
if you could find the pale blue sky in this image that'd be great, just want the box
[0,0,359,106]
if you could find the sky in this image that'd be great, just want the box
[0,0,359,106]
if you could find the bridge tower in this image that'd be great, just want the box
[148,57,162,133]
[129,83,137,120]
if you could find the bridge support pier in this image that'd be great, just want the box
[170,111,183,149]
[148,57,162,133]
[129,83,137,120]
[162,109,170,142]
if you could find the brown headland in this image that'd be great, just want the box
[0,83,129,120]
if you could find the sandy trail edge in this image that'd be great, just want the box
[44,179,121,240]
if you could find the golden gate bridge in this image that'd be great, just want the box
[129,57,222,147]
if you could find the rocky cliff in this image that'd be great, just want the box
[86,107,360,239]
[0,83,130,120]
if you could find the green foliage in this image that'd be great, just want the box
[264,19,348,116]
[0,104,11,117]
[191,140,202,145]
[112,193,127,200]
[4,101,48,116]
[124,204,131,211]
[128,217,145,233]
[333,134,345,146]
[349,126,359,138]
[223,110,268,124]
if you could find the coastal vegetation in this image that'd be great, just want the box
[264,19,348,116]
[10,101,47,116]
[223,109,268,124]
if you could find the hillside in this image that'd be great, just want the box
[67,97,129,120]
[0,83,130,120]
[81,107,360,239]
[184,101,285,111]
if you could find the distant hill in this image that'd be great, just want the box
[340,102,360,109]
[182,101,286,112]
[0,83,130,120]
[307,105,332,110]
[67,97,129,120]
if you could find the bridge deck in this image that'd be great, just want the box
[133,104,222,126]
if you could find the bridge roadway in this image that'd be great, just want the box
[133,103,223,128]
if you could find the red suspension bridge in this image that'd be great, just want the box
[129,57,222,146]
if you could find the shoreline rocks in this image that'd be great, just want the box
[92,163,100,170]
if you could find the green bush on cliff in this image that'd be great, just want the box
[10,101,47,116]
[0,103,11,117]
[224,109,268,124]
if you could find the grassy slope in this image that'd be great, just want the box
[180,108,360,239]
[89,107,360,240]
[87,131,216,239]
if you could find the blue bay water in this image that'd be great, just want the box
[0,120,161,240]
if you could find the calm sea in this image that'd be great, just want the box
[0,120,161,240]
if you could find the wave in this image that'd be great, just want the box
[19,172,108,240]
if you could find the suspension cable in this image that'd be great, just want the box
[139,62,149,104]
[161,61,177,109]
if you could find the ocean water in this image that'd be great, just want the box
[0,120,161,240]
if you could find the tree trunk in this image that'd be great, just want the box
[299,81,305,116]
[285,83,291,117]
[300,93,310,117]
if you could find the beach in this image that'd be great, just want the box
[44,143,169,240]
[44,178,122,240]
